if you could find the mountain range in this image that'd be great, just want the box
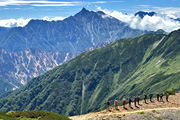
[134,11,180,22]
[0,8,149,53]
[135,11,156,18]
[0,8,158,95]
[0,29,179,116]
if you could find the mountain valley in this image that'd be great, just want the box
[0,29,179,116]
[0,8,154,95]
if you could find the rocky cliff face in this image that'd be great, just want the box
[0,40,110,94]
[0,48,75,94]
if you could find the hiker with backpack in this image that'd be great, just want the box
[134,96,137,107]
[128,97,132,107]
[144,93,147,103]
[156,93,160,101]
[106,101,110,111]
[149,93,153,102]
[114,99,118,109]
[123,98,126,108]
[165,93,169,102]
[160,93,164,102]
[137,96,140,105]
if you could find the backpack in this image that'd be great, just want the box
[115,100,118,105]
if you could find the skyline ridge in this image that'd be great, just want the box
[0,7,179,32]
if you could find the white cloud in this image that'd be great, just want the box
[137,5,151,7]
[92,1,107,4]
[32,3,79,7]
[0,18,31,27]
[43,16,65,21]
[0,0,106,7]
[0,0,82,6]
[97,6,180,32]
[0,16,66,27]
[153,7,180,19]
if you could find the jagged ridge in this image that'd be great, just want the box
[0,8,147,53]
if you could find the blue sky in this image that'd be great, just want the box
[0,0,180,32]
[0,0,179,19]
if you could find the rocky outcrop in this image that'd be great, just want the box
[0,48,75,94]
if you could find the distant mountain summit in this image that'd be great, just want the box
[0,8,147,53]
[134,11,180,23]
[75,7,90,16]
[135,11,156,18]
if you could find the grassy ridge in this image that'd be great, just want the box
[0,29,179,116]
[0,111,70,120]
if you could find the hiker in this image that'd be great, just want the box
[156,93,160,101]
[160,93,163,102]
[165,93,169,102]
[134,96,137,107]
[128,97,132,107]
[123,98,126,108]
[106,101,110,111]
[149,93,153,102]
[137,96,140,105]
[144,93,147,103]
[114,99,118,109]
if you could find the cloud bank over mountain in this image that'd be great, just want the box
[0,16,65,27]
[0,7,180,32]
[97,7,180,32]
[0,18,31,27]
[42,16,65,21]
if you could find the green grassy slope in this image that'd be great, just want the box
[0,29,179,116]
[0,111,70,120]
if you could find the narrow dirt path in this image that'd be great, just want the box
[70,93,180,120]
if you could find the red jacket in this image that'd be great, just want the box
[115,100,118,105]
[123,100,126,105]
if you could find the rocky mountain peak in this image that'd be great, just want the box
[80,7,89,13]
[74,7,92,17]
[135,11,156,18]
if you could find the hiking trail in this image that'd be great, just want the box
[70,92,180,120]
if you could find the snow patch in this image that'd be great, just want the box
[8,81,19,91]
[63,53,69,62]
[12,85,19,90]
